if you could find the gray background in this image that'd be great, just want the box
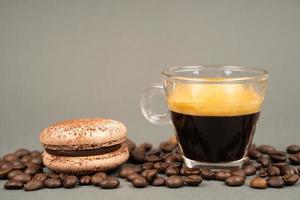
[0,0,299,199]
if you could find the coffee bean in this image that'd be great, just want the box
[30,156,43,165]
[215,171,231,181]
[145,154,162,162]
[142,162,154,170]
[267,177,285,188]
[141,169,158,182]
[201,168,215,180]
[180,167,200,176]
[24,179,43,191]
[24,166,42,176]
[132,165,143,174]
[225,175,245,186]
[242,165,256,176]
[0,168,13,179]
[131,149,145,163]
[250,176,268,189]
[58,173,66,180]
[20,155,31,163]
[281,166,297,175]
[289,153,300,165]
[140,143,152,151]
[119,167,137,178]
[153,162,168,173]
[63,175,78,188]
[126,138,136,152]
[3,153,18,162]
[11,173,31,183]
[259,168,268,178]
[100,177,120,189]
[151,177,165,186]
[165,166,180,176]
[0,162,13,169]
[149,149,162,156]
[248,149,262,159]
[164,155,180,163]
[287,145,300,154]
[159,142,177,152]
[15,149,30,158]
[256,145,276,154]
[79,176,91,185]
[44,178,62,188]
[184,175,203,186]
[91,174,106,186]
[267,166,281,176]
[4,180,23,189]
[132,176,147,188]
[48,173,59,179]
[126,173,140,182]
[231,169,246,178]
[168,162,182,168]
[257,157,270,167]
[270,151,287,162]
[283,174,299,186]
[272,162,288,169]
[7,170,23,179]
[166,175,184,188]
[251,162,262,170]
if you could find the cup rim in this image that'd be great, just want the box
[161,65,269,83]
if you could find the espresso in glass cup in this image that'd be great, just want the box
[141,66,269,169]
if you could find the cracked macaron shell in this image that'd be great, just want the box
[40,118,127,150]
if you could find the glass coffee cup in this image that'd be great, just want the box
[141,66,269,169]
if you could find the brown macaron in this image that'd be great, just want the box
[40,118,129,175]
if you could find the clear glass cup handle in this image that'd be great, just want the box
[140,84,171,125]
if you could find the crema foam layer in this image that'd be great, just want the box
[167,83,263,116]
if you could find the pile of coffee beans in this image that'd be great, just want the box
[0,139,299,191]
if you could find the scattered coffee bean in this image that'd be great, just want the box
[184,175,203,186]
[141,169,158,182]
[48,173,59,179]
[159,142,177,152]
[248,149,262,159]
[251,162,262,170]
[259,168,268,178]
[119,167,136,178]
[15,149,30,158]
[153,162,168,173]
[270,151,287,162]
[256,145,276,154]
[287,145,300,154]
[225,175,245,186]
[165,166,180,176]
[4,180,24,189]
[24,179,44,191]
[257,157,270,167]
[100,177,120,189]
[126,139,136,152]
[281,166,297,175]
[131,149,146,163]
[151,177,165,186]
[215,171,231,181]
[272,162,288,169]
[250,176,268,189]
[289,153,300,165]
[242,165,256,176]
[168,162,182,168]
[24,165,42,176]
[132,176,147,188]
[126,173,140,182]
[267,166,281,176]
[11,173,31,183]
[91,174,105,186]
[142,162,154,170]
[3,153,18,162]
[44,178,62,188]
[0,168,13,179]
[180,167,201,176]
[10,160,26,170]
[30,156,43,165]
[282,174,299,186]
[8,170,23,179]
[201,168,215,180]
[166,175,184,188]
[63,175,78,188]
[140,143,152,151]
[145,154,162,162]
[267,177,285,188]
[79,176,91,185]
[231,169,246,178]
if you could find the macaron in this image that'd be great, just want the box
[40,118,129,175]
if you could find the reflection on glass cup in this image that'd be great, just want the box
[141,66,269,169]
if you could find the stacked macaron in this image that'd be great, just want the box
[40,118,129,175]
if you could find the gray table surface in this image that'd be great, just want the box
[1,0,300,199]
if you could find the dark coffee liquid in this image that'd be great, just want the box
[171,111,260,163]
